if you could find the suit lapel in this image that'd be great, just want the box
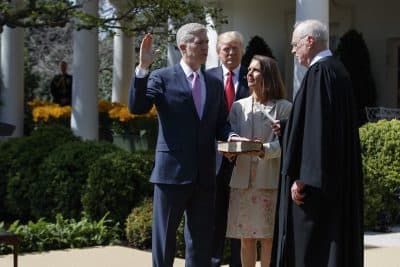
[174,64,200,119]
[174,64,191,92]
[202,70,215,120]
[236,66,249,101]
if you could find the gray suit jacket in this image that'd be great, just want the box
[229,96,292,189]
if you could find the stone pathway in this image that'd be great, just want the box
[1,229,400,267]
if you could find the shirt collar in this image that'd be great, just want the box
[180,60,200,78]
[309,49,332,67]
[222,64,241,77]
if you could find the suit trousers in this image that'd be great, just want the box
[152,183,216,267]
[211,159,242,267]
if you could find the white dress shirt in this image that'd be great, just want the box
[309,49,333,67]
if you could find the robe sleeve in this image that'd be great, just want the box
[299,65,338,201]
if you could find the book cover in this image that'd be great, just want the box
[217,140,262,153]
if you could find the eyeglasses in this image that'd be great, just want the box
[291,35,308,48]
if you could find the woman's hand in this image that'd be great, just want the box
[271,120,281,136]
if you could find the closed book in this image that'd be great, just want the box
[217,140,262,153]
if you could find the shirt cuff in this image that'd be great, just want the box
[135,67,149,78]
[263,140,281,159]
[227,133,238,142]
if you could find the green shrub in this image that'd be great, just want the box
[0,213,120,255]
[125,198,185,257]
[0,124,78,220]
[82,151,153,224]
[30,140,120,220]
[359,119,400,228]
[125,198,153,249]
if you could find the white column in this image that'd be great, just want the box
[111,27,135,104]
[167,44,181,66]
[167,18,181,66]
[205,14,219,69]
[293,0,329,98]
[71,0,99,140]
[0,0,24,137]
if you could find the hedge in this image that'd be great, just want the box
[359,119,400,228]
[82,151,154,224]
[0,124,79,220]
[125,198,186,258]
[1,124,154,227]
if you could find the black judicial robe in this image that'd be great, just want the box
[270,56,363,267]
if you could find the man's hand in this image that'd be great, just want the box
[228,135,250,142]
[291,180,305,205]
[138,33,159,70]
[223,152,237,162]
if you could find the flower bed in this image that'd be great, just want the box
[27,100,158,150]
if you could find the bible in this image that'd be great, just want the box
[217,140,263,153]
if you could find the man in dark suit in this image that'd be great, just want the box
[128,23,237,267]
[207,31,249,267]
[50,61,72,106]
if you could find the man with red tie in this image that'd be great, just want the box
[207,31,249,267]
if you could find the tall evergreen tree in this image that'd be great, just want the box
[241,35,275,70]
[335,29,376,126]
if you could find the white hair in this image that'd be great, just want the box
[176,23,207,47]
[294,19,328,45]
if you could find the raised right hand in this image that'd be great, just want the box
[138,33,158,70]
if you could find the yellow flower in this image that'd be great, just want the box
[108,103,135,122]
[28,99,157,124]
[98,99,113,113]
[31,104,71,122]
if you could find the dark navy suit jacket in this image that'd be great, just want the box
[206,65,249,183]
[129,64,232,186]
[206,65,249,104]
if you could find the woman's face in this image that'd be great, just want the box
[247,59,263,92]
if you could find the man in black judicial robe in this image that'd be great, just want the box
[270,19,363,267]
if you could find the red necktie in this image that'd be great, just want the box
[225,71,235,111]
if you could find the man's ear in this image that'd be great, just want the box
[179,43,186,54]
[307,36,315,48]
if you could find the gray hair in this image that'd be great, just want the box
[294,19,328,45]
[176,23,207,47]
[217,31,244,51]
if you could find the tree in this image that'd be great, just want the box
[335,29,376,126]
[0,0,227,36]
[241,35,275,70]
[2,0,227,101]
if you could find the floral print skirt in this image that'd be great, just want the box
[226,184,277,239]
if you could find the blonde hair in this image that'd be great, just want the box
[217,31,244,52]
